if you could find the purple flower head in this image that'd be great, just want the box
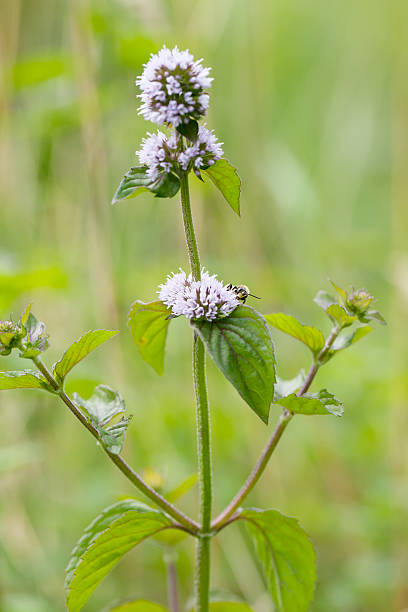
[136,46,212,127]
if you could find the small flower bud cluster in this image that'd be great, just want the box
[345,289,374,315]
[0,320,22,356]
[137,46,212,127]
[158,269,240,322]
[178,126,223,174]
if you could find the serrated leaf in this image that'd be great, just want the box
[74,385,130,454]
[274,370,306,401]
[265,313,325,355]
[53,329,118,382]
[108,602,169,612]
[203,158,241,216]
[331,325,372,351]
[276,389,343,416]
[65,500,173,612]
[0,370,48,391]
[242,508,316,612]
[150,172,180,198]
[128,301,172,375]
[192,306,275,424]
[176,119,199,142]
[326,304,356,328]
[112,166,152,204]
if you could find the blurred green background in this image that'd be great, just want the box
[0,0,406,610]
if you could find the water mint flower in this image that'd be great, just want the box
[137,131,179,181]
[158,269,239,322]
[178,126,223,175]
[136,46,212,127]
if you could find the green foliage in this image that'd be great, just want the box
[331,326,373,352]
[276,389,344,416]
[19,309,49,358]
[73,385,131,454]
[274,371,306,400]
[315,283,385,329]
[203,159,241,216]
[108,602,169,612]
[128,301,172,375]
[177,119,199,142]
[112,166,180,204]
[242,509,316,612]
[192,306,275,423]
[53,330,118,383]
[0,370,49,391]
[11,54,70,89]
[265,313,325,355]
[192,605,254,612]
[65,500,174,612]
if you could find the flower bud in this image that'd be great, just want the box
[345,289,374,315]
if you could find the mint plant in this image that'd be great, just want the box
[0,46,385,612]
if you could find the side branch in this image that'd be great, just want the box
[212,323,341,530]
[32,356,200,533]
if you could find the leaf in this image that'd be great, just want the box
[150,172,180,198]
[314,290,336,311]
[112,167,152,204]
[241,508,316,612]
[274,370,306,401]
[326,304,356,328]
[73,385,131,454]
[265,313,325,355]
[0,370,48,391]
[276,389,344,416]
[176,119,199,142]
[331,325,372,352]
[65,500,174,612]
[108,602,169,612]
[203,158,241,216]
[208,605,255,612]
[192,306,275,424]
[19,311,49,358]
[364,309,386,325]
[329,280,348,303]
[128,301,172,375]
[53,329,118,383]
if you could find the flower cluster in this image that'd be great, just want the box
[178,126,223,174]
[137,126,223,181]
[158,269,239,322]
[0,320,22,356]
[137,131,179,181]
[137,46,212,127]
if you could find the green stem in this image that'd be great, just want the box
[179,171,212,612]
[32,355,199,534]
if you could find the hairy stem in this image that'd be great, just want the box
[179,171,212,612]
[212,324,341,530]
[32,355,199,533]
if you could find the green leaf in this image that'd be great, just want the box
[177,119,199,142]
[274,370,306,400]
[73,385,131,454]
[53,329,118,383]
[65,500,174,612]
[208,605,255,612]
[192,306,275,424]
[19,311,49,358]
[329,280,348,303]
[0,370,48,391]
[364,309,386,325]
[265,313,325,355]
[108,602,169,612]
[112,167,152,204]
[203,158,241,216]
[326,304,356,328]
[128,301,172,375]
[150,172,180,198]
[331,325,372,352]
[314,290,336,311]
[276,389,343,416]
[241,508,316,612]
